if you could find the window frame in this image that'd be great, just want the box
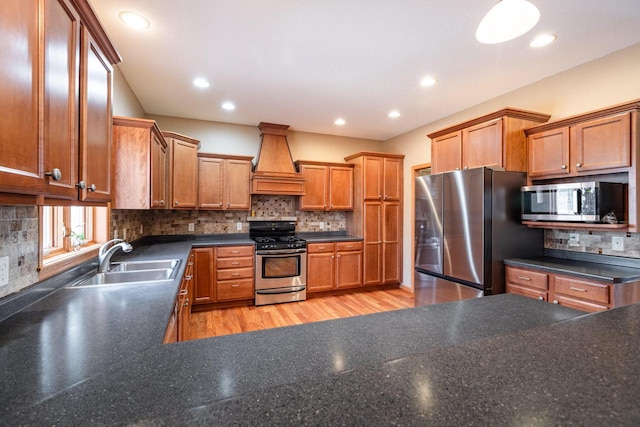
[38,204,110,280]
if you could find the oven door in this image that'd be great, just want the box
[255,249,307,291]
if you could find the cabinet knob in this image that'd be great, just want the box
[184,298,189,306]
[160,200,165,205]
[227,203,230,207]
[45,168,62,181]
[219,203,223,207]
[537,296,544,301]
[576,163,582,168]
[175,201,179,205]
[552,300,559,304]
[561,164,567,170]
[455,168,460,171]
[464,166,469,170]
[76,181,86,190]
[88,184,96,192]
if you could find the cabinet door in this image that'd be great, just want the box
[151,133,167,208]
[171,140,198,208]
[225,159,252,210]
[0,0,46,195]
[382,158,402,201]
[336,250,362,289]
[112,125,151,209]
[572,112,631,173]
[528,128,570,178]
[363,157,383,200]
[506,283,547,301]
[329,166,353,210]
[198,157,224,209]
[431,131,462,174]
[192,248,214,304]
[43,0,80,199]
[79,25,112,202]
[363,202,382,286]
[299,164,328,210]
[307,251,335,292]
[463,119,502,170]
[383,201,401,284]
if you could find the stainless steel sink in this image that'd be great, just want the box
[69,259,181,288]
[111,259,180,272]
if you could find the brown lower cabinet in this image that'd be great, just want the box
[506,265,640,312]
[192,245,254,306]
[164,252,194,343]
[307,241,363,293]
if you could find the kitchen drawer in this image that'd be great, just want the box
[217,246,254,258]
[506,267,548,290]
[307,242,336,253]
[216,267,254,281]
[506,283,547,301]
[336,241,363,252]
[216,256,253,270]
[553,294,608,313]
[216,279,254,301]
[554,275,610,305]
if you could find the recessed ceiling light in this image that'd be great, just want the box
[476,0,540,44]
[335,118,346,126]
[118,11,150,30]
[529,33,557,48]
[420,76,437,87]
[388,111,401,119]
[193,78,210,88]
[221,102,236,111]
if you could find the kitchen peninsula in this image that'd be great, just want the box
[2,238,640,425]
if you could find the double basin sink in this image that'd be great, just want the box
[70,259,181,288]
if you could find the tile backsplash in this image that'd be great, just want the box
[0,206,39,298]
[545,229,640,258]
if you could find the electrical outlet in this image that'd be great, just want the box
[188,223,195,232]
[0,256,9,287]
[114,229,118,239]
[236,222,243,231]
[612,236,624,251]
[123,229,127,240]
[569,233,579,247]
[319,222,325,230]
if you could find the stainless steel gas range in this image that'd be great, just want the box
[250,221,307,306]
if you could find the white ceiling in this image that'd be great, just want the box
[89,0,640,141]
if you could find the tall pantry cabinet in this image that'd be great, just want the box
[345,152,404,286]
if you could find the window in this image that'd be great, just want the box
[39,205,109,279]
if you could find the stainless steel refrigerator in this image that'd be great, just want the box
[415,167,543,295]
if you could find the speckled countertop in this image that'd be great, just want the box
[504,256,640,283]
[2,238,640,425]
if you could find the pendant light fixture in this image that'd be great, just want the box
[476,0,540,44]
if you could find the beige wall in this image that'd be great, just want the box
[112,66,146,118]
[385,42,640,290]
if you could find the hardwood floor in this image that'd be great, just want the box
[188,275,483,341]
[188,288,414,340]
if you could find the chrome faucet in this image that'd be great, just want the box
[98,239,133,273]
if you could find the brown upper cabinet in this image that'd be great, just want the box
[527,109,634,179]
[295,161,354,211]
[0,0,119,203]
[198,154,253,210]
[428,108,551,174]
[112,117,168,209]
[163,131,200,209]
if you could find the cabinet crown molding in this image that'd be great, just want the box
[427,108,550,139]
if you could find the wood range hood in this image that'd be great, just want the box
[251,122,305,195]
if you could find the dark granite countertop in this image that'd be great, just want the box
[298,231,363,243]
[505,256,640,283]
[2,238,640,425]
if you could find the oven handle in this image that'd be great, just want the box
[256,249,307,256]
[255,286,306,295]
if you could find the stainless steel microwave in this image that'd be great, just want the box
[521,181,625,222]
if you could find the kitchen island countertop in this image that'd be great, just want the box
[2,239,640,425]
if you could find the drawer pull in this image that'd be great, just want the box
[179,289,188,295]
[318,246,326,250]
[231,262,240,265]
[569,286,587,292]
[231,284,240,288]
[184,275,192,280]
[231,273,240,277]
[346,245,353,248]
[517,276,532,281]
[231,250,240,254]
